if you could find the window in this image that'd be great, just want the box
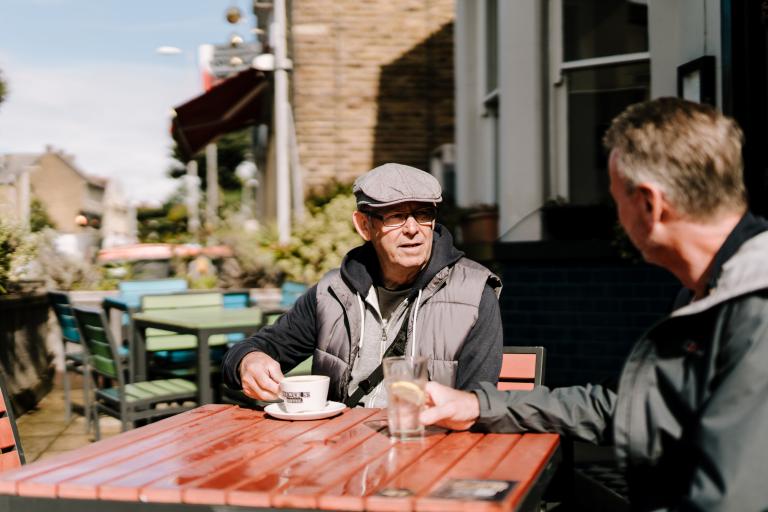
[553,0,650,205]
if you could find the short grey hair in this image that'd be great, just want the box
[603,97,746,219]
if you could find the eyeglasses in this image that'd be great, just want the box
[365,207,437,228]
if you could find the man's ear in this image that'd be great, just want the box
[636,183,665,226]
[352,210,372,241]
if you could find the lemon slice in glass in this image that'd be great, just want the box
[389,380,425,405]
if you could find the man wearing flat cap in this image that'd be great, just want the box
[223,163,503,407]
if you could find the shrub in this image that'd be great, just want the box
[220,190,361,286]
[0,220,36,293]
[22,229,101,291]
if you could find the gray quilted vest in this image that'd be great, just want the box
[312,258,501,403]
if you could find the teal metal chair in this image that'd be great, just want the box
[0,373,24,471]
[280,281,308,308]
[47,291,92,426]
[72,306,197,440]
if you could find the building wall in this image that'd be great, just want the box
[290,0,455,190]
[455,0,716,242]
[29,152,86,233]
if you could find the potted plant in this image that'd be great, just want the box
[459,204,499,244]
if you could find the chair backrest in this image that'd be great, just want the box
[47,291,81,344]
[0,373,25,470]
[72,306,125,386]
[222,289,251,309]
[118,278,188,305]
[280,281,308,307]
[498,346,546,391]
[140,291,223,312]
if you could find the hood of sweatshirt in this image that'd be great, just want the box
[339,223,464,299]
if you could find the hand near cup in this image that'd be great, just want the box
[239,351,284,400]
[419,381,480,431]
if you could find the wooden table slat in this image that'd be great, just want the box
[364,431,484,512]
[19,407,251,498]
[97,413,286,502]
[59,408,270,500]
[138,414,331,504]
[316,431,447,511]
[487,434,561,511]
[177,409,371,504]
[0,404,230,496]
[269,430,395,509]
[0,406,560,512]
[414,434,522,512]
[225,420,383,507]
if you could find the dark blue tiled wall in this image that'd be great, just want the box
[473,241,681,388]
[499,262,679,387]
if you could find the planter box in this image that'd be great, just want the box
[0,293,55,416]
[460,210,499,243]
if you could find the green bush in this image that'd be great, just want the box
[0,219,35,293]
[220,190,361,286]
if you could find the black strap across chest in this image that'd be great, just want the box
[343,311,410,407]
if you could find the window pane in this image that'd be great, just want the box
[563,0,648,61]
[567,61,650,205]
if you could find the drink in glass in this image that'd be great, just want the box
[383,356,428,440]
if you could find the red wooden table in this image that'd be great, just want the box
[0,405,560,512]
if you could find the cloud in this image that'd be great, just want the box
[0,59,202,205]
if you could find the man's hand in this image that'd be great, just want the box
[239,351,284,400]
[419,381,480,431]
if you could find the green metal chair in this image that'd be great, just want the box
[47,291,92,427]
[72,306,198,440]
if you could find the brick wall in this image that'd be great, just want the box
[479,241,681,388]
[290,0,454,190]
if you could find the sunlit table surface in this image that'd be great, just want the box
[0,404,561,512]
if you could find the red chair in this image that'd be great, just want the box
[0,373,24,471]
[497,346,546,391]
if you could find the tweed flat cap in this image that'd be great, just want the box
[353,163,442,208]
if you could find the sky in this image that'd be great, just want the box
[0,0,250,205]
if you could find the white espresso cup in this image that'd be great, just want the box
[279,375,330,413]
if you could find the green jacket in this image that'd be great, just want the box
[473,230,768,511]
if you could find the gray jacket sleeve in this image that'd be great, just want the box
[472,382,617,445]
[454,284,503,390]
[673,294,768,511]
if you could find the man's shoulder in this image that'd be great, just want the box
[451,258,502,295]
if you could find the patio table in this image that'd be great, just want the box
[131,308,263,404]
[0,404,561,512]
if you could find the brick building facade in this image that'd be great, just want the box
[290,0,455,190]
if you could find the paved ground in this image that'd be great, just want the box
[16,372,122,463]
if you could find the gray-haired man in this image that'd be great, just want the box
[419,98,768,511]
[222,163,503,407]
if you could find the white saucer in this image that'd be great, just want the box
[264,401,347,421]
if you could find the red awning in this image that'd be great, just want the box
[171,68,270,161]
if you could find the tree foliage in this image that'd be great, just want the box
[167,129,251,192]
[0,69,6,107]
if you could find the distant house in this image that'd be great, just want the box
[0,146,136,258]
[0,153,35,226]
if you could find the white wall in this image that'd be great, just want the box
[454,0,488,206]
[649,0,721,106]
[497,0,546,241]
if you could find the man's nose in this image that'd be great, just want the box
[401,214,420,234]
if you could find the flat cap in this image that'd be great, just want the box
[353,163,442,208]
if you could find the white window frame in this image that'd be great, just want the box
[548,0,650,202]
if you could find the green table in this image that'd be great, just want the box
[131,308,263,404]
